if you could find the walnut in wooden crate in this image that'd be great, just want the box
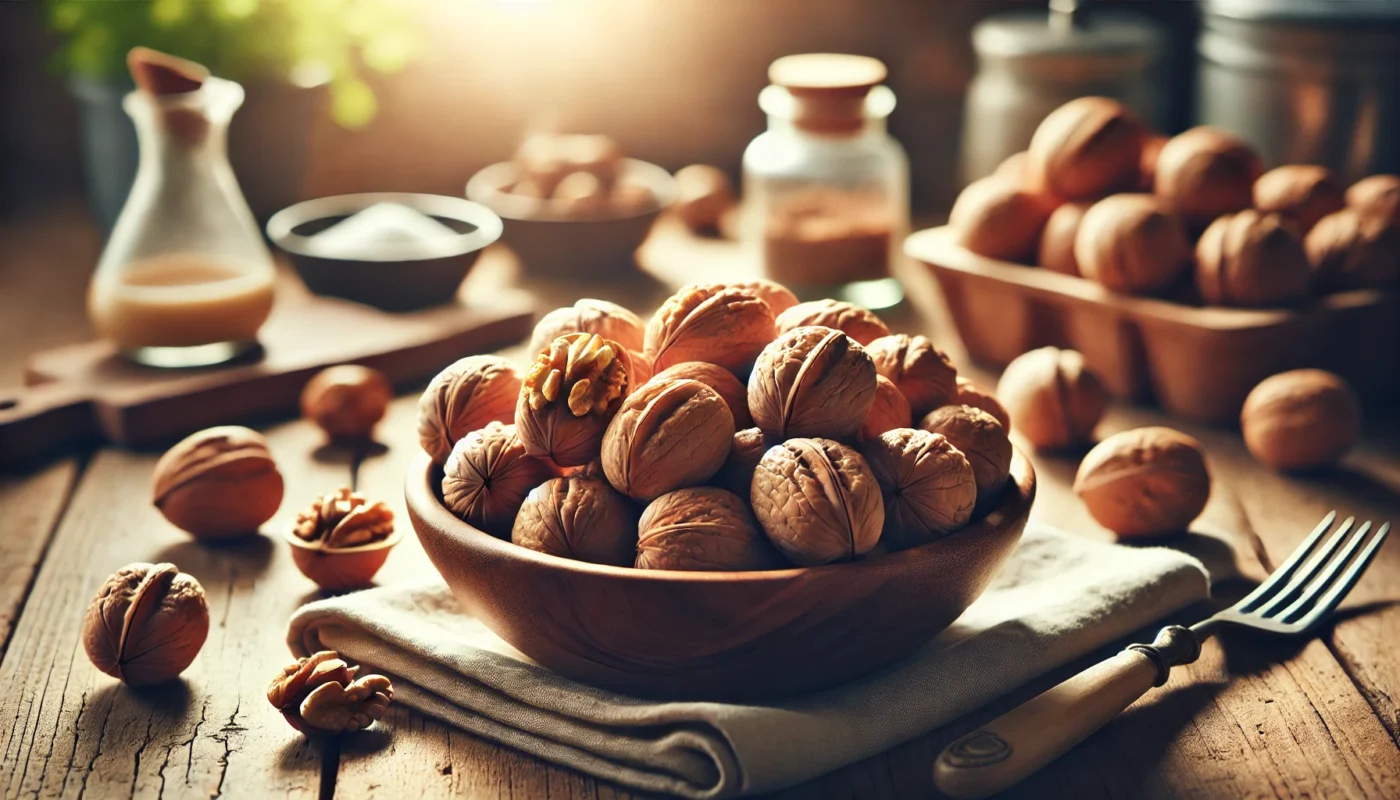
[300,365,393,441]
[1074,427,1211,538]
[673,164,735,234]
[863,333,958,418]
[725,278,800,315]
[1037,201,1091,276]
[83,562,209,686]
[751,438,884,565]
[1075,194,1192,295]
[1195,209,1313,307]
[288,487,398,590]
[511,476,637,566]
[748,326,878,442]
[948,176,1056,264]
[859,375,912,443]
[954,377,1011,432]
[527,298,646,356]
[711,427,770,498]
[442,421,559,538]
[635,487,785,571]
[774,299,891,346]
[517,333,631,468]
[1137,134,1168,192]
[601,378,734,502]
[645,283,776,377]
[1253,165,1345,235]
[1241,369,1360,471]
[996,347,1107,450]
[654,361,753,430]
[1305,208,1400,291]
[268,650,393,735]
[862,428,976,550]
[1154,126,1261,227]
[152,425,284,540]
[1346,174,1400,226]
[417,355,522,464]
[921,405,1013,509]
[1026,96,1146,201]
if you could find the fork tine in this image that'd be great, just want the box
[1256,519,1363,618]
[1279,521,1374,625]
[1236,511,1341,613]
[1294,523,1391,631]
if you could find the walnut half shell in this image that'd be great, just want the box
[267,650,394,734]
[516,333,631,467]
[750,438,884,565]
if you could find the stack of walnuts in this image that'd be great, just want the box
[419,283,1015,571]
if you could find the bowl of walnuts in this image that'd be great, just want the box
[405,283,1036,701]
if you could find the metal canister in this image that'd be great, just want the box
[1198,0,1400,181]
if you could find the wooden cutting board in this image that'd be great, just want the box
[0,290,534,467]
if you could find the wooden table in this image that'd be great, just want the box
[2,206,1398,799]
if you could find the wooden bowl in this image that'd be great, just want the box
[405,448,1036,701]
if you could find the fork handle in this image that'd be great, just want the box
[933,626,1200,799]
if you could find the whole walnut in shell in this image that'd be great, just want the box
[1253,165,1345,235]
[517,333,631,467]
[527,298,645,356]
[1305,208,1400,291]
[748,326,878,441]
[859,375,912,443]
[1074,427,1211,538]
[949,176,1056,263]
[1038,201,1091,276]
[711,427,770,497]
[512,476,637,566]
[635,487,784,571]
[994,150,1028,181]
[601,379,734,502]
[863,334,958,418]
[751,438,884,565]
[83,562,209,686]
[1195,209,1312,307]
[996,347,1108,449]
[1346,174,1400,225]
[862,429,977,550]
[1026,96,1146,201]
[268,650,394,734]
[673,164,734,234]
[654,361,753,429]
[1154,126,1262,227]
[442,421,558,537]
[152,425,284,540]
[300,365,393,440]
[1075,194,1191,295]
[726,278,800,315]
[921,405,1013,508]
[955,377,1011,431]
[774,299,891,346]
[1241,370,1360,471]
[645,283,775,376]
[417,356,521,464]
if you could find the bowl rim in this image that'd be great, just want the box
[267,192,504,263]
[405,444,1037,585]
[466,157,679,224]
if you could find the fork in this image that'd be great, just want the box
[933,512,1392,799]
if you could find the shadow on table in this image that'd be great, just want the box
[154,531,275,581]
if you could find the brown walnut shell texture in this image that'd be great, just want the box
[300,365,393,439]
[1253,165,1345,235]
[83,563,209,686]
[774,299,891,346]
[635,487,784,571]
[1038,201,1091,276]
[417,356,521,464]
[1195,209,1312,307]
[751,438,884,566]
[996,346,1107,449]
[920,405,1013,507]
[859,374,912,443]
[1074,427,1211,538]
[711,427,770,497]
[726,278,800,315]
[152,425,284,539]
[1305,209,1400,291]
[1154,126,1262,226]
[1241,369,1360,471]
[862,428,976,550]
[1075,194,1191,295]
[863,333,958,418]
[654,361,753,429]
[442,421,558,537]
[601,379,734,502]
[955,377,1011,431]
[644,283,775,376]
[1346,174,1400,226]
[527,298,645,356]
[267,650,394,734]
[1027,96,1146,201]
[516,333,630,467]
[748,326,878,442]
[511,476,637,566]
[949,176,1055,264]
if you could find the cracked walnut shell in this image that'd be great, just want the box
[268,651,393,734]
[417,356,521,464]
[300,365,393,440]
[654,361,753,429]
[751,438,883,565]
[644,283,775,376]
[920,405,1012,508]
[748,326,878,442]
[527,298,645,356]
[1195,210,1312,307]
[289,488,397,590]
[862,429,976,549]
[636,487,785,571]
[443,421,558,537]
[1026,97,1146,201]
[1241,369,1359,471]
[601,379,734,502]
[1074,427,1210,538]
[996,347,1107,450]
[152,425,284,540]
[517,333,631,467]
[83,563,209,686]
[512,476,637,566]
[774,299,890,346]
[864,334,957,418]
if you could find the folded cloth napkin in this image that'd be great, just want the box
[287,526,1209,798]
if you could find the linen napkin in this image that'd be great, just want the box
[287,526,1209,798]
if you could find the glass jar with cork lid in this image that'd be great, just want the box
[743,53,908,310]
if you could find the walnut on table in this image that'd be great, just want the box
[267,650,394,735]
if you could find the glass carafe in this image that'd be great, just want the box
[88,76,276,368]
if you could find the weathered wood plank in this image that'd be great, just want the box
[0,459,79,660]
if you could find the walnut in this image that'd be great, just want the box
[1346,174,1400,226]
[948,176,1055,263]
[527,299,645,356]
[1075,194,1191,295]
[1253,165,1345,235]
[152,426,284,540]
[751,438,883,565]
[673,164,734,233]
[516,333,630,467]
[711,427,770,497]
[1154,126,1261,227]
[921,405,1012,508]
[442,421,558,537]
[748,326,878,441]
[644,283,775,376]
[955,377,1011,432]
[1037,201,1091,276]
[1026,97,1146,201]
[861,428,976,550]
[859,374,912,442]
[268,651,393,734]
[288,488,397,590]
[1195,210,1312,307]
[601,379,734,502]
[725,278,800,315]
[1074,427,1211,538]
[996,347,1107,449]
[82,563,209,686]
[774,299,891,346]
[635,487,785,571]
[299,365,393,440]
[1305,208,1400,291]
[1241,369,1360,471]
[512,476,637,565]
[417,356,521,464]
[863,334,958,417]
[654,361,753,429]
[994,150,1028,181]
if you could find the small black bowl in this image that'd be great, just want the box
[267,193,503,312]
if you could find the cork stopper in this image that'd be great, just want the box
[767,54,887,134]
[128,47,208,96]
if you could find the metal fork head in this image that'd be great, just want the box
[1197,511,1391,637]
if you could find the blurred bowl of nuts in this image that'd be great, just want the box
[404,282,1036,701]
[466,133,677,280]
